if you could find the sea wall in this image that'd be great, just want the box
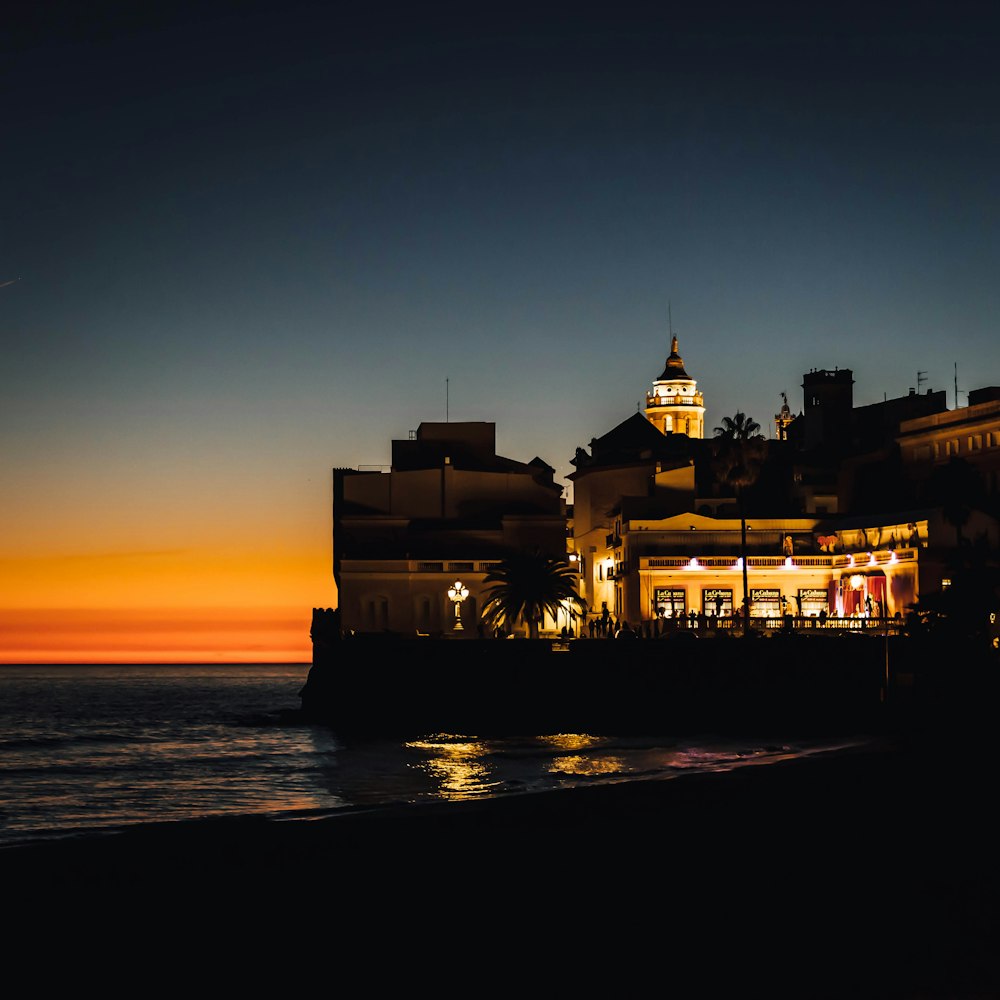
[297,632,986,738]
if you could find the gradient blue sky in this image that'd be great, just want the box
[3,1,999,656]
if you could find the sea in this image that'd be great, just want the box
[0,662,878,849]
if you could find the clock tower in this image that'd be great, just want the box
[644,336,705,438]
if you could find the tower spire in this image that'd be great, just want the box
[644,310,704,438]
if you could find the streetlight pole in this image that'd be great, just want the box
[447,580,469,632]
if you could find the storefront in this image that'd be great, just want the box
[702,587,733,618]
[653,587,687,618]
[838,570,887,617]
[750,587,781,617]
[797,587,829,617]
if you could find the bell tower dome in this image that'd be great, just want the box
[644,335,705,438]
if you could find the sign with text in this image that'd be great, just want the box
[653,588,686,616]
[798,589,828,601]
[702,588,733,614]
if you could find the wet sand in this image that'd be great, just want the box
[3,735,997,995]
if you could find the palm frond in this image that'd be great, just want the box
[481,551,586,638]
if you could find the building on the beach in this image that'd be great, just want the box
[332,421,566,635]
[896,386,1000,501]
[328,334,1000,637]
[568,346,1000,634]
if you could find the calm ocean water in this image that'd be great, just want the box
[0,663,874,847]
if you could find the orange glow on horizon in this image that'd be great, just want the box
[0,607,315,664]
[0,536,336,663]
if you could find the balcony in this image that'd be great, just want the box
[645,391,704,408]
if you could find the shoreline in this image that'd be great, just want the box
[5,734,997,993]
[0,732,882,854]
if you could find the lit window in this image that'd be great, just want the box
[942,578,952,589]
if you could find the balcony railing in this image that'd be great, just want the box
[645,392,704,407]
[640,549,917,571]
[630,615,906,636]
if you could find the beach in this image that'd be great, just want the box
[3,735,996,996]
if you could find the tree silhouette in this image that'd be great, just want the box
[921,456,986,547]
[481,551,586,639]
[713,412,767,634]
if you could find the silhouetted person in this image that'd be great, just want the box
[616,620,637,639]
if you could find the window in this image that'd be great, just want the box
[654,588,686,618]
[702,588,733,617]
[798,588,829,616]
[417,597,432,631]
[367,597,389,631]
[750,588,781,617]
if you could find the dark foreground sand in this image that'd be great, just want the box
[3,735,997,996]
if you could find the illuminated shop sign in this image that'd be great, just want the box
[653,588,686,616]
[702,588,733,614]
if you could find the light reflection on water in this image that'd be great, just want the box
[377,732,871,806]
[0,664,875,843]
[405,738,502,799]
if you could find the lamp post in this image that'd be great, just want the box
[447,580,469,632]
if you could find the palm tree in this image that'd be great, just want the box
[713,412,767,634]
[480,551,587,639]
[922,456,985,548]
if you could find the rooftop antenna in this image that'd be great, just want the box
[446,378,449,422]
[917,370,927,394]
[954,363,960,408]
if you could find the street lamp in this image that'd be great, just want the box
[447,580,469,631]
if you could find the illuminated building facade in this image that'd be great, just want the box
[333,422,565,635]
[571,346,1000,633]
[331,337,999,637]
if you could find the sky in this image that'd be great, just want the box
[3,1,999,662]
